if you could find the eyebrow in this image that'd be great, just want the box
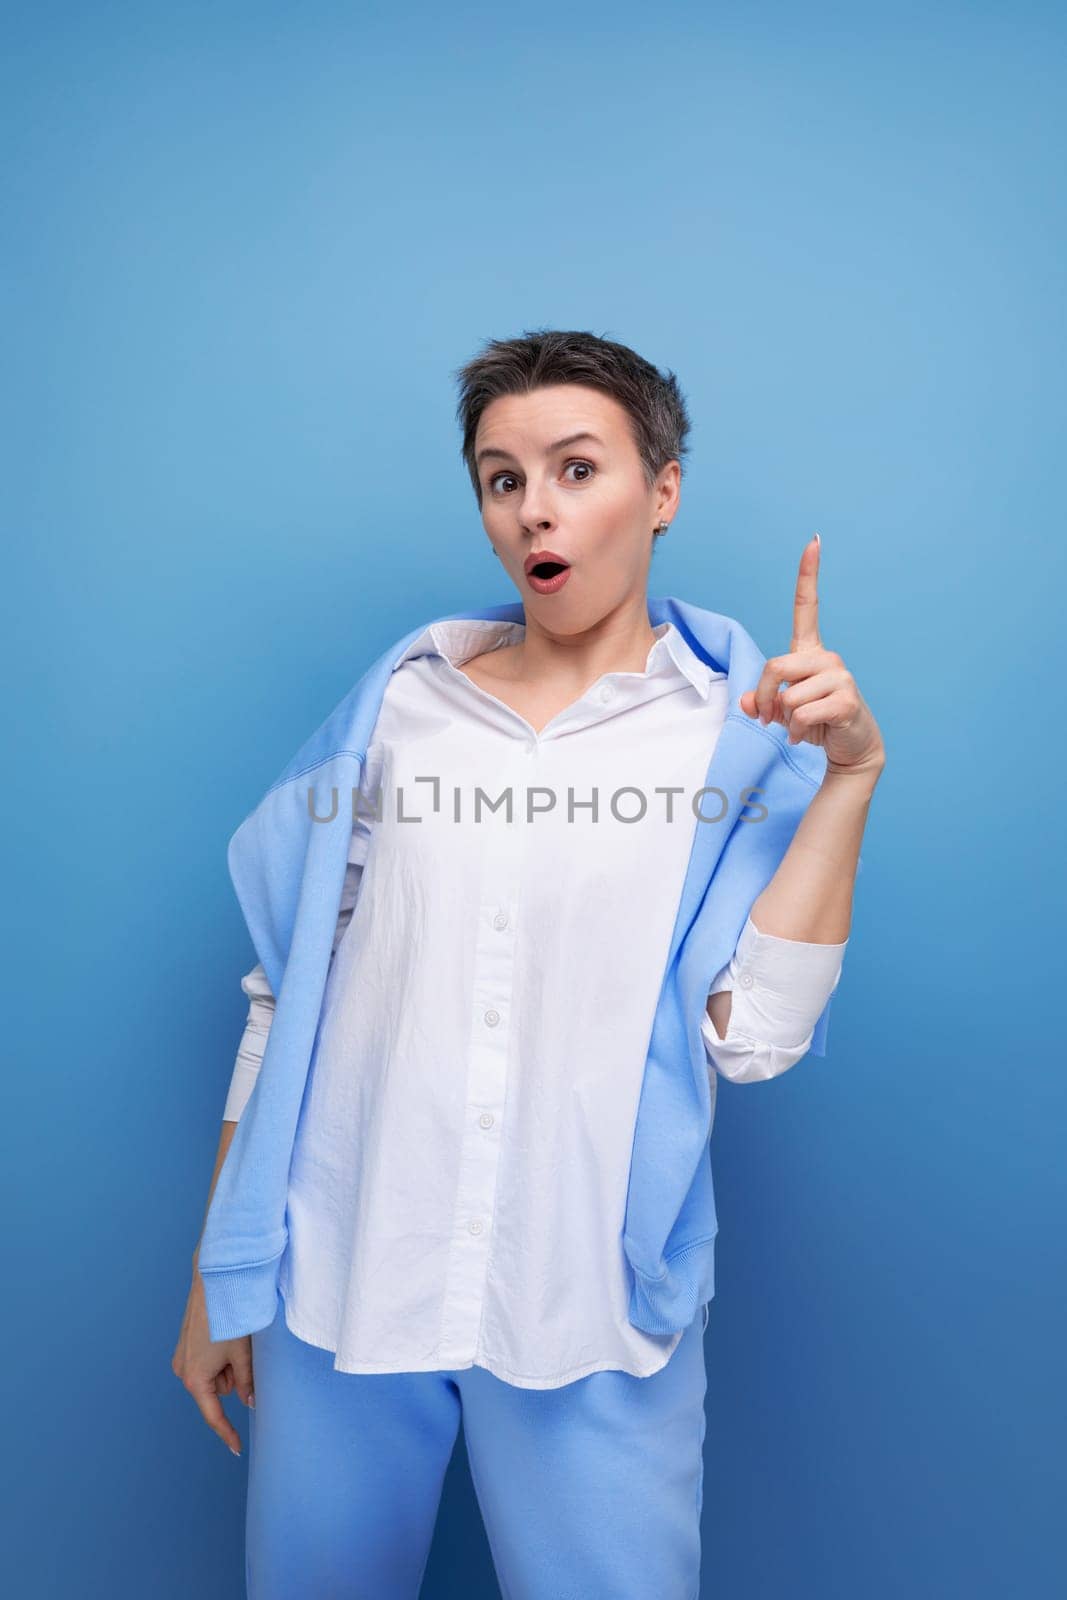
[475,431,607,468]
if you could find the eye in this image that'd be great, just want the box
[563,459,596,483]
[488,471,520,495]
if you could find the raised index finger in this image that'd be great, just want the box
[791,532,822,652]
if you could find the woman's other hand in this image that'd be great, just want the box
[172,1266,255,1458]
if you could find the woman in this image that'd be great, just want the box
[173,329,885,1597]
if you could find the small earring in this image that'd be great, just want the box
[653,521,669,536]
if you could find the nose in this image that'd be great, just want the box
[516,474,556,532]
[519,497,553,533]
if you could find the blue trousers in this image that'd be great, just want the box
[245,1289,710,1599]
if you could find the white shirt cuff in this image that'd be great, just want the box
[702,914,847,1082]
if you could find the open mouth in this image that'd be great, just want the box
[529,561,569,579]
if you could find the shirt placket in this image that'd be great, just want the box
[435,732,539,1365]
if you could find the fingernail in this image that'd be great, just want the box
[814,531,821,546]
[230,1446,241,1457]
[247,1392,256,1408]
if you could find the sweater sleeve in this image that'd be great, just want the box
[701,914,847,1084]
[221,822,372,1123]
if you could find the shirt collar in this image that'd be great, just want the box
[390,618,720,701]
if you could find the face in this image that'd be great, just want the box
[473,385,680,628]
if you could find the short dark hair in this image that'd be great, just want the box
[453,328,692,522]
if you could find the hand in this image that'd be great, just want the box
[171,1265,255,1458]
[739,532,886,780]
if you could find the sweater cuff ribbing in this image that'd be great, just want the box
[198,1254,283,1344]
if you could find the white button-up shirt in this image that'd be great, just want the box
[223,619,847,1388]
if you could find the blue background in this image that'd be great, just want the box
[4,1,1063,1595]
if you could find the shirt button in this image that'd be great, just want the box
[468,1218,484,1235]
[599,684,615,702]
[739,972,754,988]
[484,1008,500,1026]
[479,1112,494,1129]
[492,912,508,930]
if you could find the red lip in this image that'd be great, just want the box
[524,550,571,575]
